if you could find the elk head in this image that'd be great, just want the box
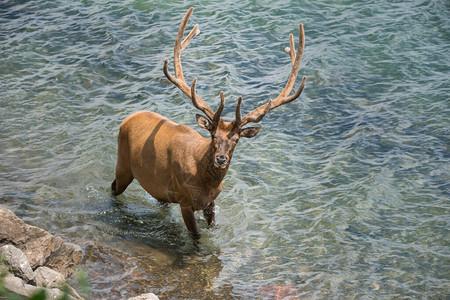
[163,7,306,169]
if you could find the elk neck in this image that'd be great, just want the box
[195,137,229,188]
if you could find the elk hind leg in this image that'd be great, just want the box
[111,164,134,196]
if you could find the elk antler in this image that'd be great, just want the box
[164,7,224,123]
[237,24,307,128]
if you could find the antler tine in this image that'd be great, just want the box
[284,75,306,103]
[234,96,243,127]
[163,7,215,121]
[241,100,272,126]
[191,78,210,114]
[191,80,225,124]
[181,23,200,53]
[212,91,225,125]
[173,7,194,81]
[277,23,305,100]
[284,33,295,66]
[240,23,306,127]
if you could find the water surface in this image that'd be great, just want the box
[1,0,449,298]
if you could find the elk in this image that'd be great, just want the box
[111,7,306,239]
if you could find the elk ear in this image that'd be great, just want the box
[196,114,212,131]
[240,127,261,138]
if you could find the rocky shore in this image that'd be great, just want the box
[0,206,83,299]
[0,206,158,299]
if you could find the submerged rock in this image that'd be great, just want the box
[259,284,299,300]
[128,293,160,300]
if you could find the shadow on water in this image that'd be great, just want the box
[79,193,229,299]
[101,195,187,249]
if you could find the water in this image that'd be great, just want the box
[1,0,449,298]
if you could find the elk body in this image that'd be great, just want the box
[112,8,306,239]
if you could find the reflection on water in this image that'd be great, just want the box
[1,0,449,298]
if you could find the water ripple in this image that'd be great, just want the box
[1,0,449,298]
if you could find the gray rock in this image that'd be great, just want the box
[0,244,35,283]
[2,273,42,298]
[64,284,85,300]
[3,272,82,300]
[45,287,83,300]
[47,288,65,299]
[47,287,83,300]
[128,293,160,300]
[0,206,85,299]
[35,266,65,289]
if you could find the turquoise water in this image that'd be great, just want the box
[1,0,449,298]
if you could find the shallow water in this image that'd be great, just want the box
[1,0,449,298]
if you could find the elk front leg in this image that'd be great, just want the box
[180,206,200,239]
[203,200,215,228]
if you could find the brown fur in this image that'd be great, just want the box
[112,7,306,239]
[112,111,242,238]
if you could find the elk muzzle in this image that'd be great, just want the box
[214,154,228,168]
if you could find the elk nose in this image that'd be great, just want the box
[215,155,227,166]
